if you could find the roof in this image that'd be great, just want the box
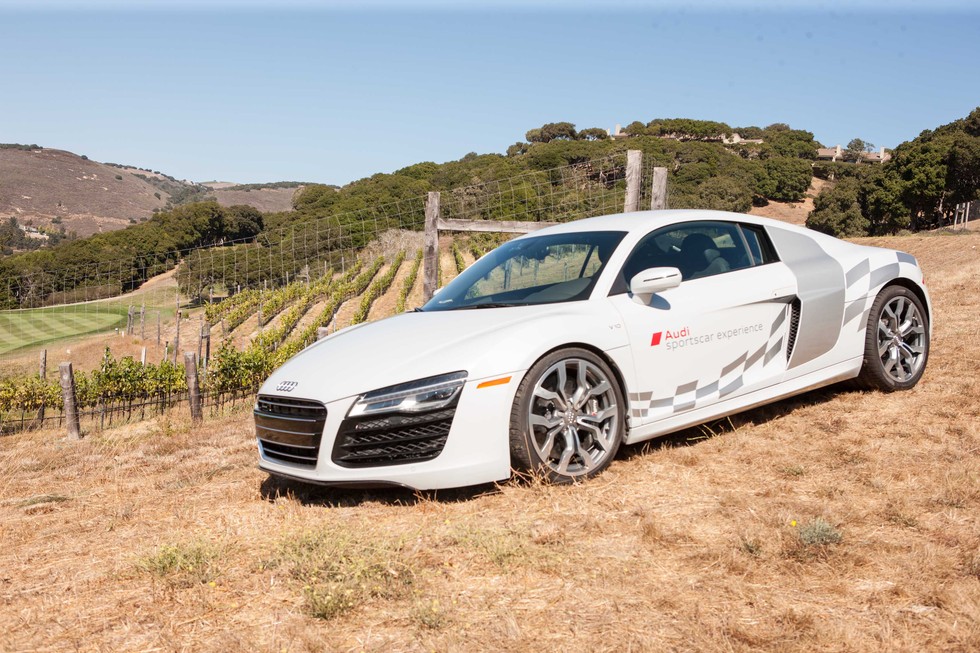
[523,209,813,239]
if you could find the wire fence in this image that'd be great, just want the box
[1,152,659,368]
[0,386,256,436]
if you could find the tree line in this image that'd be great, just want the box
[807,107,980,236]
[0,116,841,307]
[0,202,264,308]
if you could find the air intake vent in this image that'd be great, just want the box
[333,408,455,467]
[786,299,801,361]
[254,395,327,467]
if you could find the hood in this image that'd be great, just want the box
[259,304,597,403]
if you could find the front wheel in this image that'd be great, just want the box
[857,285,929,391]
[509,348,625,484]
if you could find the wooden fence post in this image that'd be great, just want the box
[202,331,210,383]
[650,166,668,210]
[173,310,181,364]
[422,191,440,303]
[198,318,204,364]
[59,362,81,440]
[624,150,642,213]
[141,346,147,365]
[126,305,134,335]
[38,350,47,423]
[139,303,145,339]
[184,352,203,425]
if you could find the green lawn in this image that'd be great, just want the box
[0,305,131,356]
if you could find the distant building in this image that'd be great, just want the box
[817,145,891,164]
[816,145,844,161]
[861,147,892,164]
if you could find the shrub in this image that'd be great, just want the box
[798,518,842,547]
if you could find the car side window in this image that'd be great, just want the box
[619,221,754,289]
[738,224,779,265]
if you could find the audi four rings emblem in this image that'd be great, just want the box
[276,381,298,392]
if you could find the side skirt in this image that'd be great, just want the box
[624,357,863,444]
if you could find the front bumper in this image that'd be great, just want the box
[255,376,518,490]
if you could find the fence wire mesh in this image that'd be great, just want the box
[0,152,657,372]
[439,153,631,223]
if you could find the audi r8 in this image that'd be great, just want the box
[254,210,931,489]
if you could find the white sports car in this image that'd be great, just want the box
[254,210,931,490]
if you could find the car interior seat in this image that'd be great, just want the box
[679,233,731,280]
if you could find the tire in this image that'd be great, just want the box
[509,348,625,484]
[856,285,929,391]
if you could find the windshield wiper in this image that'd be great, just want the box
[455,302,519,310]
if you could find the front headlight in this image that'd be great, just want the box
[347,371,468,417]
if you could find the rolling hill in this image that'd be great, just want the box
[0,147,168,237]
[0,146,306,239]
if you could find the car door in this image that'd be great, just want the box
[607,221,797,426]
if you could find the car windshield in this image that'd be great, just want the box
[421,231,626,311]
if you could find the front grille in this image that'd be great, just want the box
[332,408,455,467]
[786,299,801,361]
[254,395,327,467]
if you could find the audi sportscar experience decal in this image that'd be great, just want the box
[254,209,932,491]
[651,323,766,350]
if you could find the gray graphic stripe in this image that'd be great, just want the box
[745,343,766,370]
[673,399,696,413]
[845,260,870,288]
[719,375,744,398]
[676,380,698,395]
[870,262,900,289]
[696,380,719,399]
[897,252,917,265]
[764,338,784,365]
[722,353,747,377]
[770,307,786,336]
[843,299,865,326]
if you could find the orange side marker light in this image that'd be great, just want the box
[477,376,512,389]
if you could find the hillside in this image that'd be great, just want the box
[0,147,169,237]
[0,147,308,240]
[1,230,977,652]
[207,184,304,213]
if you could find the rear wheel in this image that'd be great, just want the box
[857,285,929,391]
[509,348,625,484]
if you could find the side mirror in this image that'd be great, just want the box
[630,267,681,304]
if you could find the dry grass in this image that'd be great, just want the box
[0,148,168,237]
[1,232,978,652]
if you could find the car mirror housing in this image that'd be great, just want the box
[630,267,681,304]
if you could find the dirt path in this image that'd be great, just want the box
[326,262,390,332]
[366,252,417,322]
[748,177,830,226]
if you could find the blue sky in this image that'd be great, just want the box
[1,1,978,185]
